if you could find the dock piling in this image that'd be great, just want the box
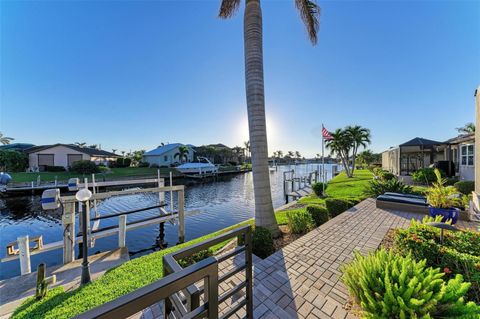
[178,189,185,243]
[118,215,127,248]
[18,235,31,275]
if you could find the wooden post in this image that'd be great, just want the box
[178,188,185,243]
[18,235,31,275]
[169,172,173,213]
[157,170,165,204]
[63,202,76,264]
[118,215,127,248]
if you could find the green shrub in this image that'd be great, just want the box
[306,205,329,226]
[0,150,28,172]
[342,249,479,319]
[44,165,66,172]
[373,168,395,181]
[325,198,358,218]
[412,167,442,185]
[287,211,314,234]
[312,182,327,196]
[177,249,213,268]
[115,158,132,168]
[454,181,475,195]
[394,216,480,303]
[364,178,413,198]
[70,160,100,174]
[138,162,149,168]
[252,227,274,259]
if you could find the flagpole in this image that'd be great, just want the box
[322,124,325,194]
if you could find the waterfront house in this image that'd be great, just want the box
[143,143,195,166]
[382,135,475,181]
[26,144,118,171]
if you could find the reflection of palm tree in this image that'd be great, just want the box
[174,146,190,163]
[219,0,320,235]
[0,132,13,145]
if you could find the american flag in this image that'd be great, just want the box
[322,126,333,140]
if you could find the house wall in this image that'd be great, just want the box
[143,147,194,166]
[29,146,90,170]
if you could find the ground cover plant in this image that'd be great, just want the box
[342,248,480,319]
[394,216,480,303]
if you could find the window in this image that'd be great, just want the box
[38,154,54,166]
[68,154,83,166]
[164,155,168,162]
[460,144,474,166]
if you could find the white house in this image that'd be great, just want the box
[445,133,475,181]
[26,144,118,171]
[143,143,195,167]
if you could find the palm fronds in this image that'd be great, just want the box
[219,0,241,18]
[295,0,320,44]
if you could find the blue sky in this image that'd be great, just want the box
[1,0,479,157]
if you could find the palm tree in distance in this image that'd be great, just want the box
[346,125,371,176]
[277,150,283,159]
[243,141,250,163]
[326,129,352,177]
[0,132,14,145]
[295,151,302,160]
[75,142,86,148]
[174,146,190,163]
[219,0,320,234]
[456,122,475,134]
[112,149,117,154]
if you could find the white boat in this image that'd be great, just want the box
[176,157,218,175]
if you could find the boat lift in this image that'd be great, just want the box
[1,176,193,276]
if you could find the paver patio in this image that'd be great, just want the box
[137,198,478,319]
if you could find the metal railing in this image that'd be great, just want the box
[74,225,253,319]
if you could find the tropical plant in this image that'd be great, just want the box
[219,0,320,235]
[364,178,413,198]
[132,150,146,165]
[0,132,14,145]
[456,122,475,134]
[252,226,274,258]
[454,181,475,195]
[243,140,250,162]
[174,146,190,163]
[111,149,117,154]
[356,150,379,167]
[342,248,479,319]
[345,125,371,176]
[88,144,98,149]
[276,150,283,158]
[75,142,86,148]
[412,167,439,185]
[295,151,301,159]
[426,169,461,209]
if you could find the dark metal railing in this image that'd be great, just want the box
[73,225,253,319]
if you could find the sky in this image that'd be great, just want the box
[1,0,479,157]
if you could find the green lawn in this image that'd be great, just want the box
[10,167,181,184]
[12,209,290,319]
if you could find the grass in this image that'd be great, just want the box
[12,209,289,319]
[280,169,374,219]
[10,167,181,184]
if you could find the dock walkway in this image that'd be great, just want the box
[137,199,478,319]
[0,248,130,318]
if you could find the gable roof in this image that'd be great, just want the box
[399,137,444,147]
[444,133,475,145]
[25,144,118,157]
[144,143,194,156]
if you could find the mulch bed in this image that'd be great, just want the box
[379,228,398,251]
[273,225,304,250]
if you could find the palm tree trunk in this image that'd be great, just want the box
[244,0,279,235]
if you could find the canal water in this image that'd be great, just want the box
[0,163,339,279]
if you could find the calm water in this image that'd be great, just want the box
[0,164,338,279]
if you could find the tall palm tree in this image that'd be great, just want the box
[277,150,283,158]
[295,151,302,159]
[243,140,250,162]
[0,132,14,145]
[345,125,371,176]
[219,0,320,234]
[326,129,352,177]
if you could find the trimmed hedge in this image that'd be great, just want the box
[306,205,329,226]
[325,198,359,218]
[252,227,274,259]
[287,211,314,234]
[312,182,327,197]
[44,165,66,172]
[454,181,475,195]
[70,160,99,174]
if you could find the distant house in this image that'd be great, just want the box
[143,143,195,166]
[382,134,475,181]
[26,144,118,171]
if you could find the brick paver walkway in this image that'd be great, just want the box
[136,198,478,319]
